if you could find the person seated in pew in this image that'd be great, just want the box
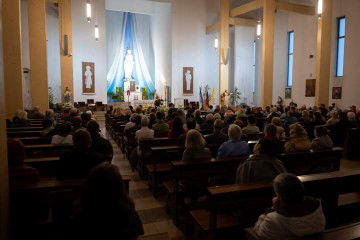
[284,123,311,153]
[242,116,260,135]
[71,116,84,134]
[218,124,250,158]
[152,111,169,137]
[87,120,113,161]
[205,119,228,146]
[178,117,197,146]
[41,118,57,138]
[80,111,92,128]
[28,106,44,119]
[271,117,285,140]
[57,129,106,179]
[201,113,214,132]
[253,173,326,240]
[168,116,185,139]
[51,122,74,145]
[7,139,39,185]
[236,138,286,184]
[311,126,334,151]
[12,110,31,126]
[254,124,284,155]
[69,163,144,240]
[182,129,212,162]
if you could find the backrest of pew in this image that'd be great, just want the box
[24,144,73,158]
[7,131,42,137]
[344,128,360,159]
[20,137,51,145]
[7,126,44,132]
[278,147,343,175]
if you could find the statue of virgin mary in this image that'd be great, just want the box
[124,49,134,80]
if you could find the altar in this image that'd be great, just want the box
[124,79,142,102]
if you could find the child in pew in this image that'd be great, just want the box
[69,163,144,240]
[311,126,334,151]
[252,173,325,240]
[51,122,73,145]
[7,139,39,185]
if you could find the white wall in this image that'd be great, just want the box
[170,0,207,102]
[150,2,172,99]
[72,0,107,103]
[46,3,61,104]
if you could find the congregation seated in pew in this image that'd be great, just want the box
[252,173,326,240]
[284,123,312,153]
[57,129,107,179]
[152,111,170,137]
[218,124,250,158]
[311,126,334,151]
[182,129,211,162]
[236,138,286,184]
[51,122,74,145]
[204,119,228,146]
[68,162,144,240]
[87,120,113,161]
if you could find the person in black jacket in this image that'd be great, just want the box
[57,129,106,179]
[87,120,113,161]
[69,163,144,240]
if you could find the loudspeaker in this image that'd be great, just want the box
[64,35,69,56]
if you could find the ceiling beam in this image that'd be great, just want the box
[229,17,257,27]
[230,0,263,17]
[276,1,315,15]
[206,22,220,34]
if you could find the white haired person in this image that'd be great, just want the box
[182,130,211,162]
[218,124,250,158]
[252,173,325,240]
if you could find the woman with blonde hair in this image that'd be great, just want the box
[285,123,311,153]
[182,129,211,162]
[271,117,285,140]
[12,110,30,126]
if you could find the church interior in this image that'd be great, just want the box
[1,0,360,239]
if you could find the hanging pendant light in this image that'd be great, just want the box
[317,0,323,17]
[95,24,99,41]
[86,0,92,22]
[214,38,219,49]
[256,21,262,39]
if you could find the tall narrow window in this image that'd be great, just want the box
[287,31,294,87]
[336,17,346,77]
[252,41,256,93]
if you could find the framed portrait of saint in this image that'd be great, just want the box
[305,79,316,97]
[82,62,95,94]
[332,87,342,99]
[183,67,193,95]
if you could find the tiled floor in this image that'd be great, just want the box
[103,127,185,239]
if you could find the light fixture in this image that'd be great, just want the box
[256,21,262,39]
[214,38,219,49]
[317,0,323,17]
[95,24,99,41]
[86,0,92,22]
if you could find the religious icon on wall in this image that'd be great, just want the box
[332,87,342,99]
[285,87,292,99]
[305,79,316,97]
[82,62,95,94]
[183,67,194,95]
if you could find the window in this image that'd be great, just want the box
[287,31,294,87]
[336,17,346,77]
[252,41,256,93]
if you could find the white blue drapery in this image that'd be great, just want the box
[107,11,154,97]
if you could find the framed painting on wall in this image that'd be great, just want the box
[183,67,194,95]
[332,87,342,99]
[305,79,316,97]
[82,62,95,94]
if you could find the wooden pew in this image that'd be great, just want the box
[7,126,44,131]
[25,157,60,178]
[24,144,73,158]
[246,221,360,240]
[190,169,360,239]
[20,137,51,145]
[278,147,343,175]
[166,156,247,223]
[7,130,42,137]
[344,128,360,160]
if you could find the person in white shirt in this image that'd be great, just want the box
[253,173,326,240]
[51,123,73,145]
[135,116,154,155]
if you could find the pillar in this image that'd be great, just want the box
[28,0,49,112]
[2,0,23,119]
[219,0,229,105]
[261,0,276,108]
[315,0,333,106]
[58,0,73,103]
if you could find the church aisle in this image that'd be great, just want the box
[104,127,185,239]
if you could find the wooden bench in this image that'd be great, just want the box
[246,221,360,240]
[278,147,343,175]
[7,126,44,131]
[20,137,51,145]
[24,144,73,158]
[344,128,360,160]
[138,233,169,240]
[25,157,60,178]
[7,130,42,137]
[190,169,360,239]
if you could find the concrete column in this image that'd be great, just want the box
[2,0,23,119]
[219,0,229,105]
[28,0,49,112]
